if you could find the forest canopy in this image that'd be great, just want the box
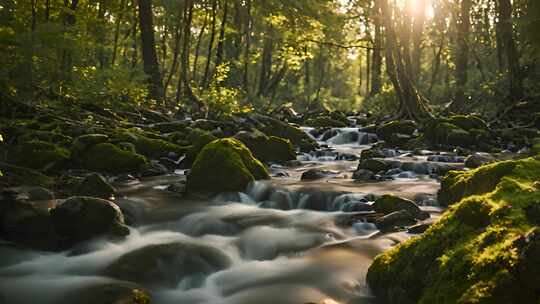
[1,0,539,119]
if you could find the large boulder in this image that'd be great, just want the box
[448,114,488,131]
[51,196,129,245]
[186,138,270,193]
[81,143,147,174]
[72,134,109,154]
[376,120,417,145]
[304,116,347,128]
[373,194,429,220]
[1,201,57,250]
[367,156,540,304]
[104,242,232,287]
[9,140,71,170]
[235,130,295,163]
[375,210,417,232]
[438,159,517,206]
[75,173,116,199]
[358,158,399,173]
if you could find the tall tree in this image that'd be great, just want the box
[452,0,472,112]
[370,0,382,96]
[496,0,523,101]
[138,0,164,102]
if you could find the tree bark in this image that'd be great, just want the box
[202,0,218,88]
[380,0,432,121]
[111,0,126,66]
[452,0,471,112]
[138,0,163,102]
[497,0,524,101]
[370,0,382,96]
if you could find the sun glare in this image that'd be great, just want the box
[397,0,435,20]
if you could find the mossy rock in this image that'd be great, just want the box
[58,282,151,304]
[235,130,295,163]
[183,128,218,166]
[424,119,476,148]
[81,143,147,174]
[448,114,488,131]
[358,158,397,173]
[260,118,318,152]
[446,128,474,147]
[438,160,517,206]
[376,120,417,145]
[532,138,540,155]
[75,173,115,199]
[367,156,540,304]
[0,162,55,187]
[9,140,71,170]
[72,134,109,154]
[115,131,187,159]
[187,138,270,193]
[18,130,73,146]
[51,196,129,245]
[304,116,347,128]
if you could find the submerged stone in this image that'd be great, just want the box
[104,242,232,288]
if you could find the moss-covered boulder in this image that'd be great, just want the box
[358,158,398,173]
[72,134,109,154]
[0,162,54,187]
[187,138,270,193]
[235,130,295,163]
[51,196,129,245]
[9,140,71,170]
[438,160,517,206]
[448,114,488,131]
[376,120,417,145]
[373,194,429,220]
[115,131,188,159]
[81,143,147,174]
[104,242,232,287]
[183,128,218,166]
[304,116,347,128]
[367,156,540,304]
[259,117,318,152]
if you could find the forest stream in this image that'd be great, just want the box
[0,122,452,304]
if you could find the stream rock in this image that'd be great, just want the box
[81,143,147,174]
[58,281,151,304]
[51,196,129,245]
[186,138,270,193]
[75,173,115,199]
[375,210,417,231]
[301,169,334,181]
[464,153,494,168]
[104,242,232,287]
[373,195,429,220]
[235,130,295,163]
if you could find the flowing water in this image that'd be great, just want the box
[0,125,451,304]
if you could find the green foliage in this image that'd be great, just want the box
[200,63,245,119]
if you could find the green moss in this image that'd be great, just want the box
[261,119,318,152]
[10,140,71,170]
[0,161,55,187]
[448,115,488,131]
[304,116,347,128]
[235,130,295,163]
[367,156,540,304]
[438,160,517,206]
[115,130,188,159]
[81,143,147,174]
[184,128,218,165]
[187,138,270,193]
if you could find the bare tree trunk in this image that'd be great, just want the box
[497,0,524,101]
[111,0,126,66]
[370,0,382,96]
[258,23,273,96]
[412,0,426,83]
[202,0,217,88]
[215,0,229,69]
[242,0,252,92]
[138,0,164,102]
[131,0,138,68]
[380,0,432,121]
[452,0,471,113]
[164,9,183,99]
[193,6,209,82]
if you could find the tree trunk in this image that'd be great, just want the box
[452,0,471,113]
[138,0,163,102]
[215,0,229,69]
[412,0,426,83]
[370,0,382,96]
[111,0,126,66]
[202,0,217,88]
[242,0,252,92]
[193,6,209,82]
[497,0,524,101]
[258,23,273,96]
[380,0,432,121]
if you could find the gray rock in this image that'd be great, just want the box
[75,173,115,199]
[352,169,375,181]
[139,161,170,177]
[26,187,55,201]
[51,196,129,245]
[465,153,493,168]
[104,242,231,287]
[301,169,333,181]
[375,210,417,231]
[373,194,429,220]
